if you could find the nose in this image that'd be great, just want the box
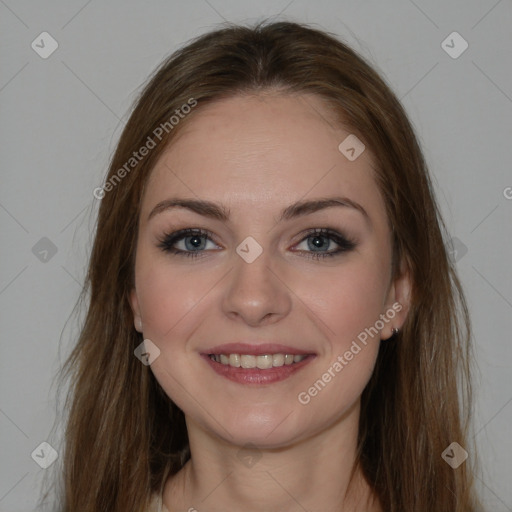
[222,247,292,327]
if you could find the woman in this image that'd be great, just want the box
[55,20,482,511]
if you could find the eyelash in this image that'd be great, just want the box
[156,227,357,261]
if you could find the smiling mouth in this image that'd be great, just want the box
[208,353,310,369]
[203,351,316,385]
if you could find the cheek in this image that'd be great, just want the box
[294,262,386,417]
[135,254,206,338]
[303,257,390,348]
[134,254,209,412]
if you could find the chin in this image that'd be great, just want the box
[211,407,310,449]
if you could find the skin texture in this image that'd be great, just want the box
[129,92,411,512]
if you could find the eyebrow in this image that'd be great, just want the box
[148,196,370,226]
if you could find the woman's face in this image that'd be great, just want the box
[130,92,410,448]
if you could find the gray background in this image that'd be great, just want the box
[1,0,511,510]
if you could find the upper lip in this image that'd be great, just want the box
[202,342,315,356]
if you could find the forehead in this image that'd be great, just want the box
[141,93,386,225]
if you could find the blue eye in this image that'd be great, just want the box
[157,228,218,259]
[157,227,356,260]
[293,228,356,260]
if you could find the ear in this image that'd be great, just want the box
[381,259,412,340]
[129,288,143,333]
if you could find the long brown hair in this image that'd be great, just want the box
[49,19,482,511]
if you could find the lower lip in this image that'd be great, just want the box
[201,354,315,385]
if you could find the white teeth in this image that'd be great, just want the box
[272,354,285,367]
[240,355,256,368]
[229,353,241,367]
[209,353,308,369]
[256,354,273,369]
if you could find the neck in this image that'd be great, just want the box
[163,400,382,512]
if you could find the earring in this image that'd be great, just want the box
[137,319,143,331]
[391,327,399,336]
